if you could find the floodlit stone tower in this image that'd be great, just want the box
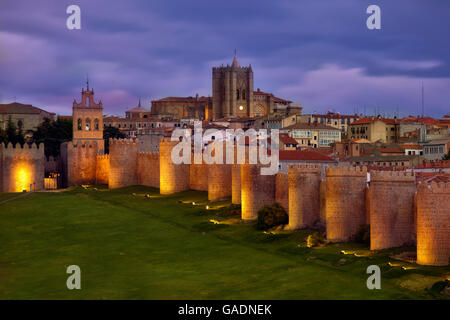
[212,56,254,119]
[72,80,104,152]
[159,138,190,194]
[416,182,450,266]
[288,164,322,229]
[241,164,276,221]
[325,166,367,242]
[0,143,45,192]
[369,171,416,250]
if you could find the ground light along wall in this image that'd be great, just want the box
[325,166,367,242]
[416,182,450,266]
[109,138,138,189]
[369,171,416,250]
[241,164,276,221]
[1,143,45,192]
[159,138,190,195]
[288,164,321,229]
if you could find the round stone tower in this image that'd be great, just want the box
[288,164,322,229]
[325,166,367,242]
[159,138,190,195]
[416,182,449,266]
[241,164,276,221]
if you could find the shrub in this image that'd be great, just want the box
[353,224,370,244]
[257,203,288,230]
[306,232,326,248]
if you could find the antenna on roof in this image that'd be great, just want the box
[421,81,424,118]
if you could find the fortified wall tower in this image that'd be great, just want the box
[63,141,99,186]
[138,152,160,188]
[325,166,367,242]
[369,171,416,250]
[241,164,276,221]
[0,143,45,192]
[416,182,450,266]
[288,164,322,229]
[96,154,110,185]
[159,138,190,194]
[109,138,138,189]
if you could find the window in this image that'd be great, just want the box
[236,89,240,100]
[77,119,82,130]
[85,118,91,131]
[94,119,99,130]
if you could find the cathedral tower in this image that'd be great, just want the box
[72,80,104,152]
[212,56,254,119]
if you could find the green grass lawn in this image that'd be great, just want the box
[0,186,448,299]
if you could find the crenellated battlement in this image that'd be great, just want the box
[326,166,367,177]
[67,141,99,149]
[109,138,139,146]
[96,154,110,161]
[418,181,450,194]
[289,164,321,174]
[1,142,45,159]
[370,170,415,183]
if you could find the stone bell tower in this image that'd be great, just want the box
[212,55,254,119]
[72,79,104,151]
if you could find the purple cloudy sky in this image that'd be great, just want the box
[0,0,449,117]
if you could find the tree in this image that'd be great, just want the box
[4,116,25,146]
[103,126,125,154]
[32,117,73,158]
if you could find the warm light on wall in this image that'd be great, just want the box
[15,164,32,192]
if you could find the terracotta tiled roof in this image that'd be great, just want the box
[279,134,298,145]
[351,117,398,125]
[376,147,404,154]
[400,144,423,150]
[283,122,340,131]
[279,150,335,162]
[0,102,55,115]
[126,106,149,113]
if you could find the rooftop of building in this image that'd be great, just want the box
[283,122,340,131]
[279,134,298,145]
[350,117,399,125]
[0,102,55,116]
[306,111,360,119]
[278,150,336,162]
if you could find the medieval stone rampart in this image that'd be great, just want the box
[325,166,367,242]
[416,182,450,266]
[159,138,190,194]
[137,152,160,188]
[109,138,138,189]
[288,164,321,229]
[369,171,416,250]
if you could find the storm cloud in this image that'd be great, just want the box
[0,0,449,117]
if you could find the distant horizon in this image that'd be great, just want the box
[1,1,449,117]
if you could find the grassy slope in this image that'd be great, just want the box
[0,186,448,300]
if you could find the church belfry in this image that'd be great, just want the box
[72,80,104,151]
[212,55,254,119]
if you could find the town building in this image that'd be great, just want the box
[349,116,400,143]
[421,138,450,161]
[0,102,55,133]
[298,112,359,139]
[282,122,341,148]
